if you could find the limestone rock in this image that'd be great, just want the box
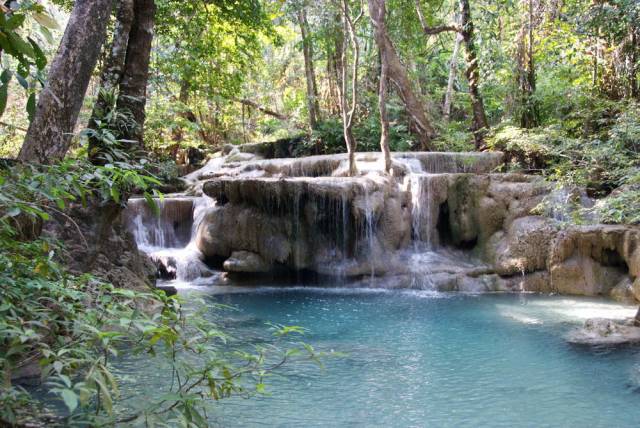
[504,271,552,293]
[550,255,627,296]
[609,277,636,304]
[548,224,639,297]
[566,318,640,345]
[632,277,640,302]
[223,251,271,273]
[486,216,558,275]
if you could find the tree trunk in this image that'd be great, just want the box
[629,27,638,99]
[18,0,113,164]
[337,0,363,176]
[370,0,435,151]
[517,0,539,128]
[378,46,391,174]
[443,32,462,121]
[326,12,344,116]
[116,0,156,149]
[459,0,489,147]
[88,0,135,163]
[297,7,321,130]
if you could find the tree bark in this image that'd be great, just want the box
[18,0,114,164]
[337,0,364,176]
[443,32,462,121]
[629,27,638,99]
[459,0,489,147]
[88,0,135,163]
[297,7,321,130]
[517,0,539,128]
[371,0,435,151]
[326,12,344,116]
[116,0,156,149]
[235,98,290,121]
[378,45,391,174]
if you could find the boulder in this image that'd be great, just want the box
[486,216,558,275]
[550,255,627,296]
[632,277,640,302]
[548,225,639,298]
[223,251,272,273]
[566,318,640,346]
[610,277,636,304]
[44,199,156,291]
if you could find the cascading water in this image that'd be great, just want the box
[124,152,494,291]
[125,196,216,283]
[402,158,434,248]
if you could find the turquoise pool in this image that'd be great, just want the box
[116,289,640,427]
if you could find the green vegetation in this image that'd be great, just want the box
[0,159,322,426]
[0,0,639,425]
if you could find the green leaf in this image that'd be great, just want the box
[33,12,59,30]
[7,32,35,59]
[0,82,8,118]
[26,93,36,122]
[0,69,11,84]
[60,389,78,413]
[110,187,120,203]
[38,25,54,44]
[15,73,28,90]
[5,15,26,31]
[144,192,160,216]
[28,37,47,69]
[0,33,16,56]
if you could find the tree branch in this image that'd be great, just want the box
[233,98,289,121]
[415,0,460,35]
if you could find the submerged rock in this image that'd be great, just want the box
[566,318,640,346]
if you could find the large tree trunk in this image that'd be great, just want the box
[443,32,462,121]
[18,0,113,164]
[116,0,156,149]
[370,0,435,151]
[517,0,539,128]
[378,46,391,174]
[459,0,489,147]
[88,0,135,163]
[297,7,321,130]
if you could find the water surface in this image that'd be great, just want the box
[117,290,640,427]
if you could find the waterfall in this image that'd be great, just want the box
[362,183,376,281]
[402,158,435,248]
[124,196,216,283]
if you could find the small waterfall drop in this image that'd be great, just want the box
[402,158,434,248]
[125,196,217,283]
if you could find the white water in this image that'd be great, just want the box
[128,196,217,282]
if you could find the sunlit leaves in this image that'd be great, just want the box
[0,2,57,120]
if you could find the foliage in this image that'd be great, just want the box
[0,234,322,426]
[0,1,59,120]
[0,158,326,426]
[489,101,640,224]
